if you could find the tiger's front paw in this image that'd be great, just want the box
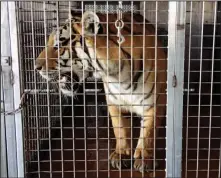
[133,158,153,173]
[133,149,159,173]
[110,151,131,170]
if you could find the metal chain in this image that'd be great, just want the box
[115,1,125,44]
[1,91,29,116]
[1,87,47,116]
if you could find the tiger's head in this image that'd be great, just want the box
[35,11,101,96]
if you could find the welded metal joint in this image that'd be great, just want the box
[172,75,177,87]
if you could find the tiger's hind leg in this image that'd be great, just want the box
[133,97,165,173]
[108,105,132,170]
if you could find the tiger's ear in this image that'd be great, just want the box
[82,11,100,35]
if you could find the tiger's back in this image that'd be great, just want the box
[78,12,167,115]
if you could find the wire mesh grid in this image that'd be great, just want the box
[12,1,220,178]
[16,1,63,171]
[182,1,221,178]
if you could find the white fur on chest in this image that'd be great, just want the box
[104,78,154,116]
[82,39,154,116]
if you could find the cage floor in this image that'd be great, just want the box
[26,85,220,178]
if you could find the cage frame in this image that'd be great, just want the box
[1,2,24,177]
[1,0,220,178]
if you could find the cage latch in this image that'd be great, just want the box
[1,56,12,66]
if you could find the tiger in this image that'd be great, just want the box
[35,11,167,173]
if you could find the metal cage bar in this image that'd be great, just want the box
[9,1,25,176]
[166,1,186,177]
[207,2,217,178]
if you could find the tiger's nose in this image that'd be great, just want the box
[35,59,57,71]
[35,66,42,71]
[35,61,44,71]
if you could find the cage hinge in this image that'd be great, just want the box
[1,56,14,86]
[172,75,177,87]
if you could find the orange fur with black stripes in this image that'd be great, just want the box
[35,11,167,173]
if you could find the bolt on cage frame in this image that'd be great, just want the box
[1,1,221,178]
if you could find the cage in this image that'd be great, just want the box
[1,1,220,178]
